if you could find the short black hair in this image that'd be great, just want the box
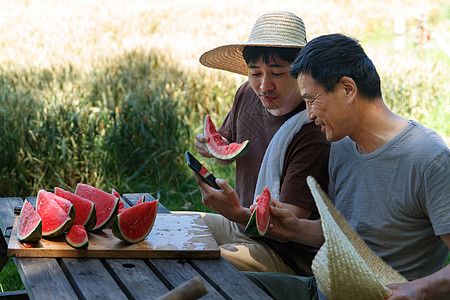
[290,34,381,100]
[243,46,301,66]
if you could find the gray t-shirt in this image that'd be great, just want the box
[328,121,450,281]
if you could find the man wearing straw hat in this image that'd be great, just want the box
[244,33,450,299]
[193,11,330,276]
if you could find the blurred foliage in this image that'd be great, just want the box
[0,49,237,212]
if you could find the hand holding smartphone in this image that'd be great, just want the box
[185,151,221,189]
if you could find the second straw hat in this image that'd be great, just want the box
[306,176,408,300]
[199,11,307,76]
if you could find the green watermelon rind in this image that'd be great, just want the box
[112,200,158,244]
[17,200,43,243]
[83,204,97,232]
[244,187,271,236]
[44,219,72,238]
[244,208,270,236]
[98,197,119,230]
[204,114,249,160]
[205,139,249,160]
[66,236,88,249]
[244,209,259,235]
[65,226,89,249]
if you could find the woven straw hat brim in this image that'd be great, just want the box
[199,11,307,76]
[199,43,302,76]
[306,176,408,300]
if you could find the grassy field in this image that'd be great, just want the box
[0,0,448,292]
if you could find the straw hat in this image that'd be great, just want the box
[199,11,307,76]
[306,176,408,300]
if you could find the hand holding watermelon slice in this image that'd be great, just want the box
[204,115,249,160]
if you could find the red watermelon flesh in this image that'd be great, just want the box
[112,188,126,214]
[54,187,97,232]
[112,200,158,243]
[75,183,119,231]
[204,114,249,160]
[243,186,271,236]
[17,200,42,242]
[136,195,146,205]
[36,190,73,237]
[256,186,271,235]
[65,225,88,249]
[51,194,76,221]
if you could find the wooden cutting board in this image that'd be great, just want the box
[8,214,220,259]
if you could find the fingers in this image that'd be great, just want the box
[195,134,213,158]
[214,178,230,193]
[195,133,209,143]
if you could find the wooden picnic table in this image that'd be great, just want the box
[0,193,271,300]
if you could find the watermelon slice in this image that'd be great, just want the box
[75,183,119,231]
[17,200,42,243]
[49,194,75,227]
[36,190,73,237]
[204,114,249,160]
[244,186,271,235]
[65,225,88,249]
[112,188,126,214]
[112,200,158,243]
[54,187,97,232]
[136,195,146,205]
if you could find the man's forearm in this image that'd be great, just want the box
[291,219,324,248]
[417,264,450,299]
[387,264,450,299]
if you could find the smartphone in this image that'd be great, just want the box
[185,151,221,189]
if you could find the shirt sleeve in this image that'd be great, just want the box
[279,122,330,213]
[421,151,450,235]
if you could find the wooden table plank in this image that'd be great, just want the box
[1,197,78,300]
[0,197,21,271]
[9,197,78,300]
[150,258,224,299]
[15,257,78,300]
[105,258,170,299]
[60,258,127,299]
[191,258,272,299]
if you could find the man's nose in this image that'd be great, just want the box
[306,104,316,120]
[260,75,274,92]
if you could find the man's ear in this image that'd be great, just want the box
[339,76,357,103]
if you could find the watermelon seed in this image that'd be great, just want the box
[122,263,135,268]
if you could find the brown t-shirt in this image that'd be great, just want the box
[218,81,330,276]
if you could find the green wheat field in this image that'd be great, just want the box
[1,0,449,292]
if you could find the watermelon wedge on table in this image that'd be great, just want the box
[65,225,89,249]
[112,188,126,214]
[17,200,42,243]
[54,187,97,232]
[136,195,146,205]
[36,190,73,237]
[112,200,158,243]
[75,183,119,231]
[51,194,76,221]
